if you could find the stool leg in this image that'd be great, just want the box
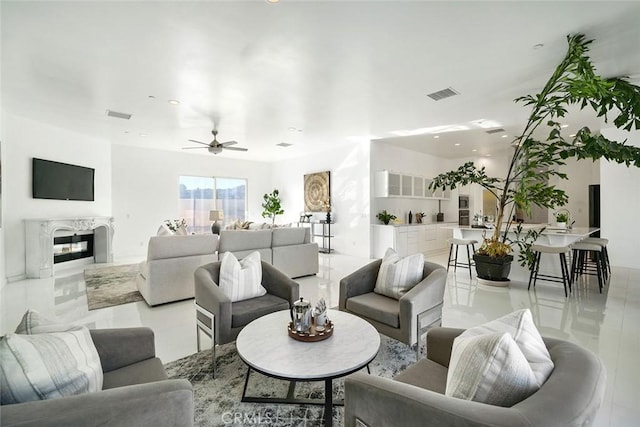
[559,252,569,297]
[447,244,454,272]
[532,252,542,289]
[595,252,604,293]
[604,246,611,274]
[527,251,538,290]
[571,249,579,284]
[466,244,472,279]
[454,245,459,272]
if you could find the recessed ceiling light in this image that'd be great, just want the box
[471,119,503,129]
[266,0,280,3]
[472,149,477,152]
[533,43,544,50]
[139,133,148,137]
[168,99,180,105]
[124,131,130,134]
[454,143,461,146]
[148,95,156,99]
[569,134,576,137]
[276,142,292,147]
[561,124,569,128]
[501,135,508,138]
[485,154,492,157]
[434,135,440,139]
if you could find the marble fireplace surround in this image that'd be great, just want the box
[25,217,114,279]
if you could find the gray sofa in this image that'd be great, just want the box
[1,327,193,427]
[137,234,219,306]
[344,327,606,427]
[218,227,318,278]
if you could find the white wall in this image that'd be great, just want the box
[550,158,600,226]
[370,142,462,225]
[271,142,371,258]
[4,114,112,280]
[111,144,273,259]
[600,128,640,268]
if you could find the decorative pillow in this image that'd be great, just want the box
[456,309,554,386]
[157,224,172,236]
[14,309,80,334]
[374,248,424,299]
[0,327,103,404]
[445,332,539,407]
[219,251,266,302]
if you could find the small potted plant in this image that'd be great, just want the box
[554,210,570,229]
[376,210,397,225]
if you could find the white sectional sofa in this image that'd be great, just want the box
[218,227,319,278]
[137,234,219,306]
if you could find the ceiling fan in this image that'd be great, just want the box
[182,129,248,155]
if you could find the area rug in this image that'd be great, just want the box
[164,335,416,427]
[84,263,143,310]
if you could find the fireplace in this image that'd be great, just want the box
[25,217,114,278]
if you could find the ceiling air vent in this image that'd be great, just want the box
[106,109,132,120]
[427,87,459,101]
[485,128,505,134]
[276,142,293,147]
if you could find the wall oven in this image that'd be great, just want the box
[459,196,470,209]
[459,210,470,226]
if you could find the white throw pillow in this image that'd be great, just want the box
[14,309,80,334]
[219,251,266,302]
[0,327,103,404]
[374,248,424,299]
[445,332,539,407]
[456,309,554,386]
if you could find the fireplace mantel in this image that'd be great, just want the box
[25,217,115,278]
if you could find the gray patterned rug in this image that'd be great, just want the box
[84,264,143,310]
[164,335,416,427]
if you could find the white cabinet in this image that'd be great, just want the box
[375,171,449,199]
[372,224,451,258]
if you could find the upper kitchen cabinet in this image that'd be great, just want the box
[375,171,449,199]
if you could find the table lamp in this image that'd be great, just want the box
[209,210,224,234]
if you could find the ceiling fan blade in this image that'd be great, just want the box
[182,146,209,149]
[223,146,248,152]
[220,140,238,146]
[188,139,211,146]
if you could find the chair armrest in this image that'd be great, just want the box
[1,379,193,427]
[344,372,526,427]
[339,259,382,310]
[261,261,300,304]
[425,327,464,368]
[399,267,447,345]
[90,328,156,373]
[194,263,232,340]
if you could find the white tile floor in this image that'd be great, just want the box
[1,251,638,426]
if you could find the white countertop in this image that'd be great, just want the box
[372,222,458,227]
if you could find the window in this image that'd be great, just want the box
[179,176,247,234]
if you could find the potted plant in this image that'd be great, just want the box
[376,210,397,225]
[430,34,640,281]
[554,210,570,229]
[262,189,284,225]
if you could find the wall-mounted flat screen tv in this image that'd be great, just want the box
[32,158,95,201]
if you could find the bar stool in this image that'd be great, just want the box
[447,238,477,279]
[581,237,611,276]
[528,244,572,297]
[570,242,605,293]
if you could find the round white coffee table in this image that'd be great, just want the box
[236,309,380,427]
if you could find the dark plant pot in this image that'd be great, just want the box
[473,254,514,281]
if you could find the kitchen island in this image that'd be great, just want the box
[444,225,600,285]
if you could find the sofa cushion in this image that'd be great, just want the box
[231,294,290,328]
[346,292,399,328]
[374,248,424,299]
[102,357,168,390]
[445,332,539,407]
[0,327,103,404]
[147,234,218,260]
[457,308,554,386]
[219,229,272,252]
[271,227,307,246]
[394,358,449,394]
[219,251,266,302]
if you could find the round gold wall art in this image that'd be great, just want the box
[304,171,330,212]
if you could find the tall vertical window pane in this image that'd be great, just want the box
[179,176,214,234]
[179,176,247,234]
[216,178,246,223]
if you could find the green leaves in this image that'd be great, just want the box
[261,189,284,225]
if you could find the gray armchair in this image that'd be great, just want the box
[339,259,447,357]
[1,327,193,427]
[344,327,606,427]
[194,260,300,376]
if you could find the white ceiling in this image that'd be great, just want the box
[2,1,640,162]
